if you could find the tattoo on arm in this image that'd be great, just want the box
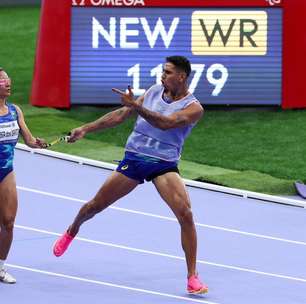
[135,105,169,129]
[134,104,200,130]
[99,109,125,126]
[84,108,131,132]
[174,114,186,125]
[115,109,125,116]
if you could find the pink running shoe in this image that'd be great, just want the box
[187,274,208,294]
[53,232,74,257]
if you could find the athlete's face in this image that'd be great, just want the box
[161,62,185,92]
[0,71,11,98]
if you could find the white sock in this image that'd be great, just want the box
[0,259,4,270]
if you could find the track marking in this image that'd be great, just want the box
[15,224,306,284]
[6,263,218,304]
[17,186,306,247]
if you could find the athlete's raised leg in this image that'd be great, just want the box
[53,171,139,257]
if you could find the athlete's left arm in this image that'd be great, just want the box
[133,101,204,130]
[15,105,46,148]
[112,86,204,130]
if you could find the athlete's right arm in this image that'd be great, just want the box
[68,98,143,143]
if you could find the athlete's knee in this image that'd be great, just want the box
[177,206,194,226]
[1,216,15,233]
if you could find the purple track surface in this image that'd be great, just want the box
[1,149,306,304]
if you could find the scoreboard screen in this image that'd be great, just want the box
[70,7,282,105]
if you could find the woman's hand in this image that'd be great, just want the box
[26,137,47,149]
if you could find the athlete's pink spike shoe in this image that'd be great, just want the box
[187,274,208,294]
[53,232,74,257]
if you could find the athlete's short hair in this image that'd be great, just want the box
[166,56,191,78]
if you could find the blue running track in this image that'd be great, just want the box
[1,148,306,304]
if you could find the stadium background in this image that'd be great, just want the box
[0,1,305,195]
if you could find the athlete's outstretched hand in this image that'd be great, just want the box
[68,127,86,143]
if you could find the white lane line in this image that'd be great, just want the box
[6,263,217,304]
[15,224,306,284]
[17,185,306,247]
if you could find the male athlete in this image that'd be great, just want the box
[53,56,208,294]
